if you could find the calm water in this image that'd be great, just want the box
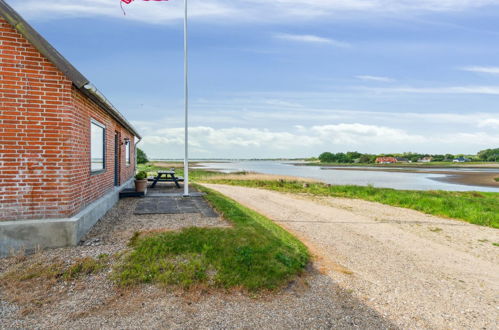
[197,161,499,192]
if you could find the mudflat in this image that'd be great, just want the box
[204,184,499,329]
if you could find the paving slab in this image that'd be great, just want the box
[134,196,218,218]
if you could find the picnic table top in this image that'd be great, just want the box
[157,170,175,175]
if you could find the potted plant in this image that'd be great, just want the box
[134,171,148,193]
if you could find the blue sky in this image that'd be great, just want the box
[8,0,499,158]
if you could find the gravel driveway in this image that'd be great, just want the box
[203,184,499,329]
[0,189,395,329]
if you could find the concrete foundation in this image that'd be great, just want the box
[0,178,134,258]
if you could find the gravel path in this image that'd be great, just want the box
[0,188,395,329]
[203,184,499,329]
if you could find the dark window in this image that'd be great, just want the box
[91,120,105,172]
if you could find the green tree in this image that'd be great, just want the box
[359,154,372,163]
[477,148,499,162]
[432,154,445,162]
[346,151,362,163]
[319,152,335,163]
[137,148,149,164]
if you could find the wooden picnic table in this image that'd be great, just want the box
[148,170,184,188]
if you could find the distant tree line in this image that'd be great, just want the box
[318,148,499,164]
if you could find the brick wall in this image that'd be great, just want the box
[67,87,136,214]
[0,18,136,221]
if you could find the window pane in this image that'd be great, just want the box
[126,140,130,165]
[91,121,105,171]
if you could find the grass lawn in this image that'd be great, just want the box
[137,162,223,181]
[203,178,499,229]
[113,185,309,291]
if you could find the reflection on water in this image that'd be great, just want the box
[197,161,499,192]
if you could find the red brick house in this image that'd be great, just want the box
[0,1,141,256]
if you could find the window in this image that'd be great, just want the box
[125,139,131,166]
[91,120,105,172]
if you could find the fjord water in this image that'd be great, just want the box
[198,161,499,192]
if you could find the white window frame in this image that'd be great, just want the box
[90,119,106,173]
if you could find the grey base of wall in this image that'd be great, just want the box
[0,178,134,258]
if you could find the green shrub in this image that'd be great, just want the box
[135,171,148,180]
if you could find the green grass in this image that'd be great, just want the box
[112,186,309,291]
[495,177,499,182]
[203,179,499,229]
[137,162,222,181]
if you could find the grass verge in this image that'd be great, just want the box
[203,179,499,229]
[112,186,309,291]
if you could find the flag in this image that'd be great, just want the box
[120,0,170,15]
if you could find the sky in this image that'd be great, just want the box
[7,0,499,159]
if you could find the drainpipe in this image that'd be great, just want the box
[134,137,142,174]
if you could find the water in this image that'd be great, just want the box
[197,161,499,192]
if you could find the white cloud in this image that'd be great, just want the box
[136,117,499,158]
[356,75,394,82]
[461,66,499,75]
[274,33,350,47]
[9,0,499,24]
[311,123,427,145]
[363,85,499,95]
[477,118,499,128]
[9,0,236,24]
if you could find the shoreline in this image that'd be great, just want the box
[294,162,499,169]
[320,167,499,189]
[150,161,499,190]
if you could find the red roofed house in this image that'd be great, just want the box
[0,1,141,256]
[375,157,398,164]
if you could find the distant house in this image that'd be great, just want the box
[0,1,141,256]
[453,157,471,163]
[375,157,398,164]
[395,157,409,163]
[418,157,433,163]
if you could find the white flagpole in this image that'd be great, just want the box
[183,0,189,197]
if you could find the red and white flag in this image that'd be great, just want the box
[120,0,170,14]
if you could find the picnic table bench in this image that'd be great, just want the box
[148,170,184,188]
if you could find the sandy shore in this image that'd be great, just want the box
[204,184,499,329]
[321,167,499,188]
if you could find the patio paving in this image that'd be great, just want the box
[134,196,219,217]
